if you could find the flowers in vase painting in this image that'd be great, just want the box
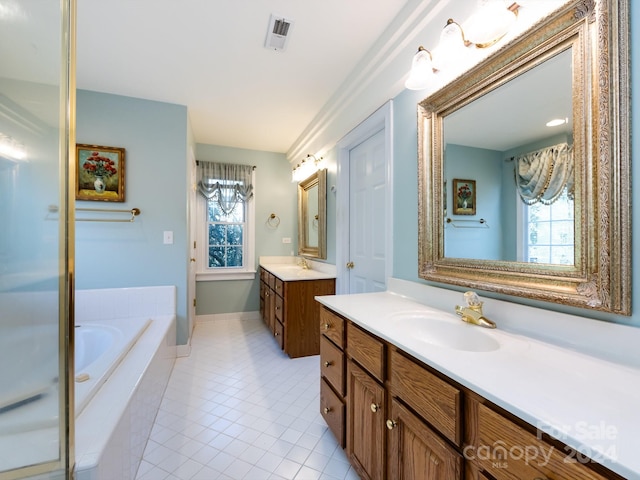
[453,179,476,215]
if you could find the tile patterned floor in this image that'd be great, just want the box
[135,317,359,480]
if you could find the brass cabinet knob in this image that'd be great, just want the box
[370,403,380,413]
[386,419,397,430]
[323,323,331,330]
[346,261,355,269]
[324,361,333,367]
[323,407,332,414]
[274,332,280,336]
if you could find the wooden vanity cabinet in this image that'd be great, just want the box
[317,304,623,480]
[259,267,335,358]
[319,306,346,447]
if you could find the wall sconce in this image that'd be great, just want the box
[0,133,27,161]
[463,1,519,48]
[432,19,472,72]
[292,153,323,182]
[405,46,436,91]
[405,2,519,90]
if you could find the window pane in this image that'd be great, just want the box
[226,247,243,267]
[226,225,243,246]
[551,220,573,245]
[528,246,550,263]
[550,246,573,265]
[209,224,226,246]
[209,246,225,267]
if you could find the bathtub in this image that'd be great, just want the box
[0,285,177,479]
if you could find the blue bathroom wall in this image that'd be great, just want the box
[391,4,640,327]
[194,144,297,315]
[444,144,502,260]
[75,90,190,343]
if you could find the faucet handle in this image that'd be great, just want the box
[463,291,481,307]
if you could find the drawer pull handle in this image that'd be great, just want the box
[324,361,333,367]
[275,332,280,336]
[386,419,397,430]
[370,403,380,413]
[323,407,332,414]
[323,323,331,330]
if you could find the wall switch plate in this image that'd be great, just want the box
[282,237,291,244]
[163,231,174,244]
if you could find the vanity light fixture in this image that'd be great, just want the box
[404,2,519,90]
[0,133,26,160]
[432,19,472,72]
[546,117,568,127]
[292,153,323,182]
[463,1,519,48]
[405,46,436,91]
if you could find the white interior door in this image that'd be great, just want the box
[187,149,197,342]
[348,129,387,293]
[336,101,393,294]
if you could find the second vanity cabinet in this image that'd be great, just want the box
[259,266,335,358]
[318,304,621,480]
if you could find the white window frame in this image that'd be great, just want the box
[516,189,574,264]
[195,172,256,281]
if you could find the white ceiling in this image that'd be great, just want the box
[75,0,410,154]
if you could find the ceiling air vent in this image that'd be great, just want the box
[265,14,294,51]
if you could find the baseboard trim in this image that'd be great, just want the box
[196,311,261,323]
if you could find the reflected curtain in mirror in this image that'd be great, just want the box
[515,143,574,205]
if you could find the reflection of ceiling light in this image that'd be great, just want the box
[546,118,568,127]
[0,133,27,160]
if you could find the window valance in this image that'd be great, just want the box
[197,161,254,215]
[514,142,574,205]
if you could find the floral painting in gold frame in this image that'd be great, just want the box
[452,178,475,215]
[76,144,125,202]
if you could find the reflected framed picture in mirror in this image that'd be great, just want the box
[453,179,475,215]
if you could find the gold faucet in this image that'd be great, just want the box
[455,291,496,329]
[298,257,311,270]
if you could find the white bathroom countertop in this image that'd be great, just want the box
[315,285,640,480]
[260,256,336,282]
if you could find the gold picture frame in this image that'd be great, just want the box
[452,179,475,215]
[76,144,125,202]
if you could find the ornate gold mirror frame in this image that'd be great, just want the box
[297,168,327,259]
[417,0,630,314]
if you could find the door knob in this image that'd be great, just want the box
[346,261,355,269]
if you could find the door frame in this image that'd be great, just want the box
[336,100,394,294]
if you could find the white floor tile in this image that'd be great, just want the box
[135,317,356,480]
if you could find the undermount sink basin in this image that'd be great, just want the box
[388,311,500,352]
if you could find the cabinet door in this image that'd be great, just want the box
[347,360,385,480]
[387,399,462,480]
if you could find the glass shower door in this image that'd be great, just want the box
[0,0,75,478]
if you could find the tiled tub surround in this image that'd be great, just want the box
[0,286,177,478]
[74,286,177,480]
[315,278,640,480]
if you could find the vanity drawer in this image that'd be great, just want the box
[389,349,462,446]
[274,320,284,350]
[347,323,384,382]
[320,306,344,348]
[274,277,284,297]
[274,294,284,323]
[475,403,610,480]
[268,272,276,290]
[320,377,345,447]
[320,335,345,396]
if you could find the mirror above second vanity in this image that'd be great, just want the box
[417,0,630,314]
[297,168,327,259]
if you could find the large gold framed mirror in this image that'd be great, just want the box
[298,169,327,259]
[418,0,630,314]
